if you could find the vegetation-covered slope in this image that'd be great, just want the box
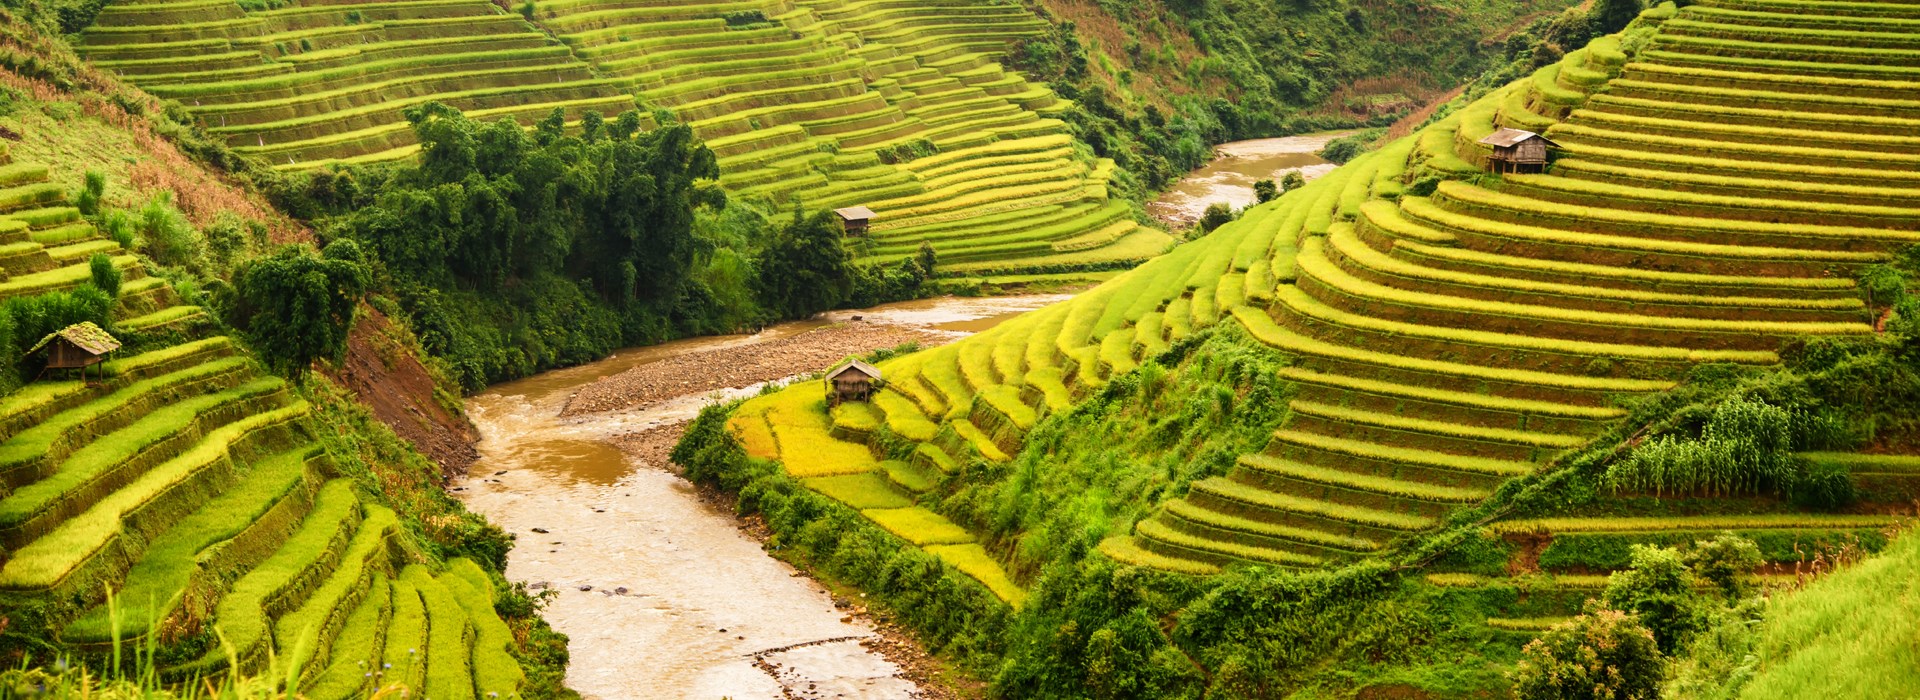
[694,0,1920,693]
[0,167,531,697]
[0,15,559,696]
[73,0,1173,274]
[1665,524,1920,699]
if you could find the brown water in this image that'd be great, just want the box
[455,295,1066,699]
[1148,131,1360,226]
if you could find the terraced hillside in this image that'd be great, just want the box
[723,0,1920,602]
[76,0,631,170]
[532,0,1167,272]
[76,0,1171,274]
[0,157,526,696]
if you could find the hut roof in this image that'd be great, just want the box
[27,322,121,357]
[826,359,881,382]
[1477,128,1559,149]
[834,205,876,222]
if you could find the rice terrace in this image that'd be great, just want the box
[0,0,1907,695]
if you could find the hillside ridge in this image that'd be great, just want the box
[719,0,1920,615]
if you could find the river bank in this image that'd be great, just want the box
[453,295,1065,699]
[1148,131,1358,227]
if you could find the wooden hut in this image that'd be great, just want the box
[1477,128,1559,174]
[824,359,881,407]
[834,205,875,236]
[28,322,120,384]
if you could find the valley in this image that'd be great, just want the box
[0,0,1908,696]
[454,295,1058,698]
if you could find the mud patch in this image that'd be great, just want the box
[328,306,478,474]
[561,323,946,417]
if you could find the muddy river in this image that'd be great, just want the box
[454,295,1067,699]
[1148,131,1360,226]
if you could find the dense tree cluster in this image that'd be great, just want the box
[284,103,927,389]
[229,240,370,376]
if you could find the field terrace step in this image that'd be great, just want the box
[1492,513,1906,571]
[241,94,637,165]
[1549,156,1920,208]
[215,78,623,147]
[1429,180,1920,252]
[0,377,289,552]
[6,407,309,631]
[302,573,392,700]
[1278,367,1623,435]
[1285,399,1584,463]
[79,0,627,167]
[1331,223,1868,324]
[1700,0,1920,19]
[1660,16,1920,50]
[192,63,606,128]
[271,502,403,684]
[1620,60,1920,102]
[57,446,321,644]
[176,477,360,675]
[1548,120,1920,172]
[1393,193,1887,278]
[1278,259,1787,376]
[1549,134,1920,188]
[1603,74,1920,118]
[495,0,1139,272]
[1133,515,1327,568]
[1674,4,1920,33]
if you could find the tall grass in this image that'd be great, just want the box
[3,588,304,699]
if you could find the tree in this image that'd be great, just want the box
[233,241,369,376]
[1253,179,1278,203]
[1281,171,1306,192]
[756,208,851,319]
[1603,545,1705,652]
[1511,606,1664,700]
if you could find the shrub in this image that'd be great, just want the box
[74,170,104,216]
[1281,171,1306,192]
[1253,179,1278,203]
[136,194,205,271]
[1317,130,1382,164]
[88,253,119,298]
[1198,202,1234,233]
[100,209,135,249]
[723,9,767,25]
[1406,175,1442,197]
[1685,533,1763,601]
[202,213,263,276]
[1510,605,1664,700]
[1602,545,1704,652]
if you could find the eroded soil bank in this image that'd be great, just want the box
[454,296,1066,699]
[1148,131,1359,226]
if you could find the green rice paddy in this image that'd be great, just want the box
[724,0,1920,633]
